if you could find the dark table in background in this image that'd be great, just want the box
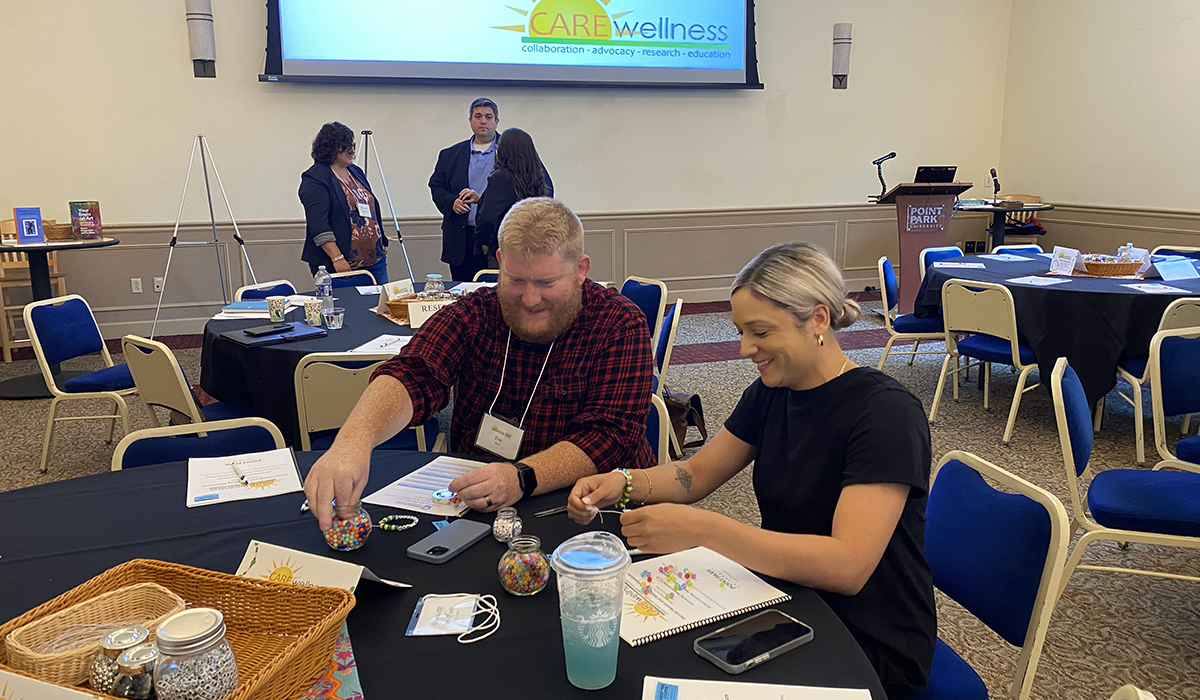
[916,252,1200,404]
[201,289,418,446]
[959,202,1054,247]
[0,451,885,699]
[0,237,120,400]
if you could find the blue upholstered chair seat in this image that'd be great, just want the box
[199,401,258,422]
[893,314,944,334]
[956,333,1036,366]
[1175,436,1200,464]
[62,364,135,393]
[1087,469,1200,537]
[241,284,295,300]
[911,639,989,700]
[120,426,281,470]
[1118,357,1148,379]
[309,419,441,451]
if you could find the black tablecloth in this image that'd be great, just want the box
[200,289,417,446]
[0,452,885,699]
[916,253,1200,404]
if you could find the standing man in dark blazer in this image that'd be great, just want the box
[429,98,502,282]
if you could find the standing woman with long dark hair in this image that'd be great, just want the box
[468,128,553,267]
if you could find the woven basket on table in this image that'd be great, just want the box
[4,582,185,685]
[384,293,422,323]
[1083,260,1143,277]
[43,223,74,241]
[0,559,355,699]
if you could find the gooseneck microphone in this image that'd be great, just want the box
[990,168,1001,197]
[873,152,897,166]
[872,152,896,201]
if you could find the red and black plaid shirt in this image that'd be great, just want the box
[372,280,655,472]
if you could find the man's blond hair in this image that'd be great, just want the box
[498,197,584,262]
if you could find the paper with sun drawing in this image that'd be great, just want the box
[186,447,303,507]
[620,547,791,647]
[235,541,409,592]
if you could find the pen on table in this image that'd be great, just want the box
[230,464,250,486]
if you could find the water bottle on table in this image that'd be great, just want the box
[314,265,333,311]
[550,531,631,690]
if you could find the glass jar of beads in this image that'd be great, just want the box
[324,500,372,551]
[497,535,549,596]
[90,626,150,694]
[154,608,238,700]
[112,642,157,699]
[492,507,522,542]
[423,273,446,297]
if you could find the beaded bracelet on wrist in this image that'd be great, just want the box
[615,468,634,510]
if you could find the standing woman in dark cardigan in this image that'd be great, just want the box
[298,122,390,283]
[465,128,552,267]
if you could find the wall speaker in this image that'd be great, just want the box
[186,0,216,78]
[832,23,852,89]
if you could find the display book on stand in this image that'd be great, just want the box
[877,181,973,314]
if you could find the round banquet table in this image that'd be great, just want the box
[201,288,420,446]
[915,251,1200,404]
[0,451,886,699]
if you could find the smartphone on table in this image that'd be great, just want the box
[406,520,490,564]
[693,609,815,674]
[242,322,292,337]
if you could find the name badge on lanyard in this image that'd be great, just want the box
[475,332,554,461]
[357,201,372,218]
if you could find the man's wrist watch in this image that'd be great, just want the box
[513,461,537,499]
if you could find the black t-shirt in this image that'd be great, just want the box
[724,368,935,700]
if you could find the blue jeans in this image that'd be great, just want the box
[309,255,388,285]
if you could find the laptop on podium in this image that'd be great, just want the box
[914,166,957,183]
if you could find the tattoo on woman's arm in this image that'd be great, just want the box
[675,466,693,492]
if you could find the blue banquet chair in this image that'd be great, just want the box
[329,270,377,288]
[1150,244,1200,260]
[915,450,1069,700]
[875,256,945,369]
[918,245,965,280]
[112,417,285,470]
[472,270,499,283]
[620,276,668,354]
[122,335,255,425]
[645,394,670,466]
[990,244,1043,255]
[234,279,296,300]
[25,294,137,473]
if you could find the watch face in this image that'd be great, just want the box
[517,464,537,496]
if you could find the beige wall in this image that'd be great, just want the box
[1000,1,1200,209]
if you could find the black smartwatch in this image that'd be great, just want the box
[513,461,538,499]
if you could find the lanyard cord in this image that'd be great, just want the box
[487,330,554,430]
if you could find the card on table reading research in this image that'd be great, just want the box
[185,447,304,507]
[643,677,869,700]
[362,456,485,517]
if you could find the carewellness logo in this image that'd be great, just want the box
[494,0,731,56]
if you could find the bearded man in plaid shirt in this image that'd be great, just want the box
[304,197,656,532]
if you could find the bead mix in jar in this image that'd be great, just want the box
[154,608,238,700]
[112,642,158,699]
[492,507,523,542]
[498,535,550,596]
[324,500,372,551]
[90,625,150,694]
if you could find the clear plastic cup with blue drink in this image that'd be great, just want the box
[550,531,631,690]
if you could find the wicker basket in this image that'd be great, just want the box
[384,293,422,323]
[1083,260,1143,277]
[4,582,185,685]
[0,559,355,699]
[43,223,74,241]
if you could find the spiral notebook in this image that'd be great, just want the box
[620,547,791,647]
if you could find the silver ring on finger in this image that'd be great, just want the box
[484,495,493,507]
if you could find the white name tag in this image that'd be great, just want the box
[408,299,455,329]
[476,412,523,461]
[357,202,372,218]
[1048,246,1085,275]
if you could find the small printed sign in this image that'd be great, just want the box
[1048,246,1085,275]
[905,203,948,232]
[408,298,455,329]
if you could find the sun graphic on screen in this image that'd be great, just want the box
[493,0,634,40]
[624,597,662,622]
[265,557,303,584]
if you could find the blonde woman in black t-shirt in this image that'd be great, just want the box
[567,243,935,700]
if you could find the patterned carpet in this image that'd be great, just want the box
[1,302,1197,700]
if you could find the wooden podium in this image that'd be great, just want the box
[879,182,973,313]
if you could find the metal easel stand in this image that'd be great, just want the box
[356,130,415,281]
[151,134,259,339]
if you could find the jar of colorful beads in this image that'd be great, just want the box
[497,535,549,596]
[492,507,522,542]
[324,501,371,551]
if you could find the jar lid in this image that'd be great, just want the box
[99,626,150,652]
[156,608,227,656]
[117,643,158,674]
[550,531,630,580]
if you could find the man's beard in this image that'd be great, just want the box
[499,281,584,344]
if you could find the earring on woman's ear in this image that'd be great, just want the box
[818,334,824,346]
